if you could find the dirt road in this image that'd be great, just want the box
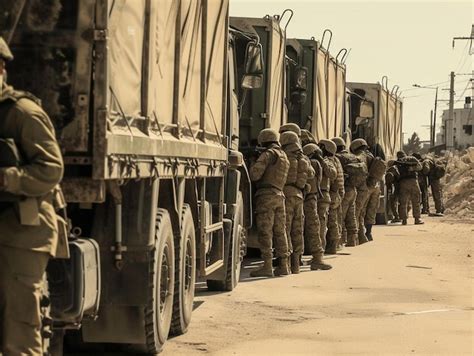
[165,217,473,355]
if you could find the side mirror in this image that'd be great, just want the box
[241,41,264,90]
[359,100,374,119]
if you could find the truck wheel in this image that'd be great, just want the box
[143,209,175,353]
[170,204,196,335]
[207,192,245,291]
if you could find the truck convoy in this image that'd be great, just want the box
[0,0,403,353]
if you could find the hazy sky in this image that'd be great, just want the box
[230,0,473,142]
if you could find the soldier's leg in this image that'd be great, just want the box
[285,197,295,254]
[356,189,370,243]
[421,182,429,213]
[365,186,381,241]
[431,179,443,214]
[304,198,323,256]
[399,181,409,224]
[0,247,50,356]
[344,188,358,246]
[317,200,329,250]
[326,207,339,254]
[411,181,422,221]
[273,196,290,275]
[290,199,304,257]
[255,195,276,260]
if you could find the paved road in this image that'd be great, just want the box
[164,217,473,355]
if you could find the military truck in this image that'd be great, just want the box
[2,0,264,353]
[286,33,348,141]
[229,11,292,249]
[347,80,404,223]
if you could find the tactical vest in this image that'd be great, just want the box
[307,159,322,194]
[320,158,335,192]
[337,151,367,188]
[285,150,299,186]
[257,146,290,191]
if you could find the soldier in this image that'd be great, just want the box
[413,152,429,214]
[396,153,424,225]
[0,37,64,355]
[332,137,366,247]
[301,129,317,146]
[316,141,338,250]
[280,131,313,274]
[302,143,332,270]
[279,123,301,137]
[426,155,446,216]
[249,128,290,277]
[350,139,371,244]
[320,139,344,254]
[385,160,401,223]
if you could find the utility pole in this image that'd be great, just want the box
[433,87,438,146]
[430,110,434,146]
[446,71,455,150]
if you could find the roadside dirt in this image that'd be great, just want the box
[165,216,473,355]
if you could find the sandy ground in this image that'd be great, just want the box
[164,216,473,356]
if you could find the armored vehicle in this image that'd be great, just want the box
[1,0,264,352]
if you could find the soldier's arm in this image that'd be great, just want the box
[0,100,64,196]
[296,158,310,188]
[249,150,272,181]
[321,158,337,181]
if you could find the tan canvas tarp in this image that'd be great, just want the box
[315,49,327,141]
[108,0,146,117]
[149,0,178,126]
[204,0,228,137]
[268,19,286,131]
[336,64,346,136]
[378,88,388,155]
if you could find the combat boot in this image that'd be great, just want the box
[274,256,291,276]
[325,240,337,254]
[310,254,332,270]
[365,224,373,241]
[289,253,300,274]
[358,231,369,245]
[250,258,273,277]
[402,219,407,225]
[414,218,424,225]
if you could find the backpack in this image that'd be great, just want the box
[432,160,446,179]
[368,157,387,181]
[345,161,368,188]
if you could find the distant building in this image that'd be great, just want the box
[436,98,473,149]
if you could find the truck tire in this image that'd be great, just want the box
[143,209,175,354]
[207,192,245,291]
[170,204,196,336]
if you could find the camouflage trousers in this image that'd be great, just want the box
[429,178,444,213]
[326,191,342,246]
[355,188,369,240]
[0,246,50,356]
[255,193,289,260]
[388,186,400,220]
[285,195,304,256]
[317,191,331,250]
[363,185,381,225]
[419,177,429,212]
[303,195,324,256]
[341,187,358,243]
[399,178,421,219]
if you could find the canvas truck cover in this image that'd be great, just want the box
[286,38,346,141]
[3,0,229,181]
[347,82,403,160]
[230,16,286,151]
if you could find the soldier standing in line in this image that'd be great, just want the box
[350,139,371,244]
[0,37,64,355]
[302,143,332,270]
[316,141,338,250]
[396,153,425,225]
[413,152,429,214]
[249,129,290,277]
[280,131,313,274]
[320,139,344,254]
[332,137,366,247]
[426,155,446,216]
[385,160,401,223]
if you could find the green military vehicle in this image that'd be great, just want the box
[229,11,293,249]
[286,33,348,141]
[347,80,404,223]
[1,0,265,353]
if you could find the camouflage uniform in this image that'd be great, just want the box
[335,149,363,246]
[385,162,401,222]
[426,158,445,214]
[250,140,290,265]
[281,132,313,273]
[316,156,337,250]
[0,66,64,355]
[352,148,372,244]
[396,156,423,223]
[326,155,344,253]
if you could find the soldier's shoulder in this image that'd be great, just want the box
[11,97,53,128]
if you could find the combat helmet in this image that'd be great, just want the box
[331,137,345,148]
[301,129,316,146]
[279,123,301,137]
[319,139,337,155]
[396,150,406,159]
[350,138,368,152]
[280,131,300,147]
[257,128,279,145]
[0,37,13,61]
[412,152,422,160]
[303,143,322,158]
